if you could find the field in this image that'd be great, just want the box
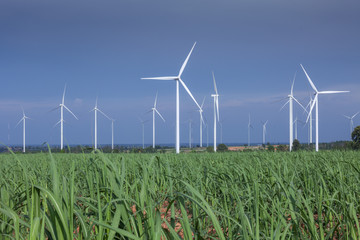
[0,150,359,239]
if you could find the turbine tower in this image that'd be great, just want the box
[211,72,220,152]
[199,97,206,147]
[147,93,165,148]
[53,84,78,150]
[248,114,253,147]
[91,97,111,150]
[15,107,31,153]
[262,120,268,146]
[142,42,201,153]
[343,112,359,138]
[280,74,306,151]
[301,64,349,152]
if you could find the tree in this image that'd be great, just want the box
[217,144,228,152]
[206,146,214,153]
[292,139,301,151]
[351,126,360,150]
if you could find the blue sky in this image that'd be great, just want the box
[1,0,360,146]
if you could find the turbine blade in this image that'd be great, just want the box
[179,78,201,110]
[62,84,67,104]
[200,113,205,125]
[291,72,296,95]
[154,92,158,108]
[352,111,360,119]
[343,115,351,119]
[306,95,317,122]
[53,120,61,128]
[300,64,318,93]
[279,99,290,111]
[318,90,350,94]
[63,105,78,120]
[270,96,289,104]
[178,42,196,77]
[97,108,111,121]
[141,76,177,80]
[292,96,308,113]
[212,71,218,94]
[155,108,165,122]
[49,106,60,112]
[201,96,206,108]
[15,118,24,128]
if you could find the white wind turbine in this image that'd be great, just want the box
[211,72,220,152]
[293,116,305,140]
[301,64,350,152]
[280,74,306,151]
[248,114,253,147]
[91,98,111,150]
[343,112,359,138]
[147,93,165,148]
[262,120,268,146]
[15,107,31,153]
[198,97,206,147]
[53,85,78,150]
[141,42,201,153]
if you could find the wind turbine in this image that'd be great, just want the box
[147,93,165,148]
[139,118,149,149]
[199,97,206,147]
[141,42,201,153]
[280,73,306,151]
[91,97,111,150]
[248,114,253,147]
[211,72,220,152]
[262,120,268,146]
[15,107,31,153]
[293,116,305,140]
[300,64,350,152]
[52,84,78,150]
[343,112,359,137]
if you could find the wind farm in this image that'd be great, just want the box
[1,1,360,239]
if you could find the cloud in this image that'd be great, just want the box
[73,98,83,107]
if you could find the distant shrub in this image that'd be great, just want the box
[277,145,288,152]
[267,145,275,152]
[217,144,228,152]
[206,146,214,153]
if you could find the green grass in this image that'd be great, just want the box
[0,150,359,239]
